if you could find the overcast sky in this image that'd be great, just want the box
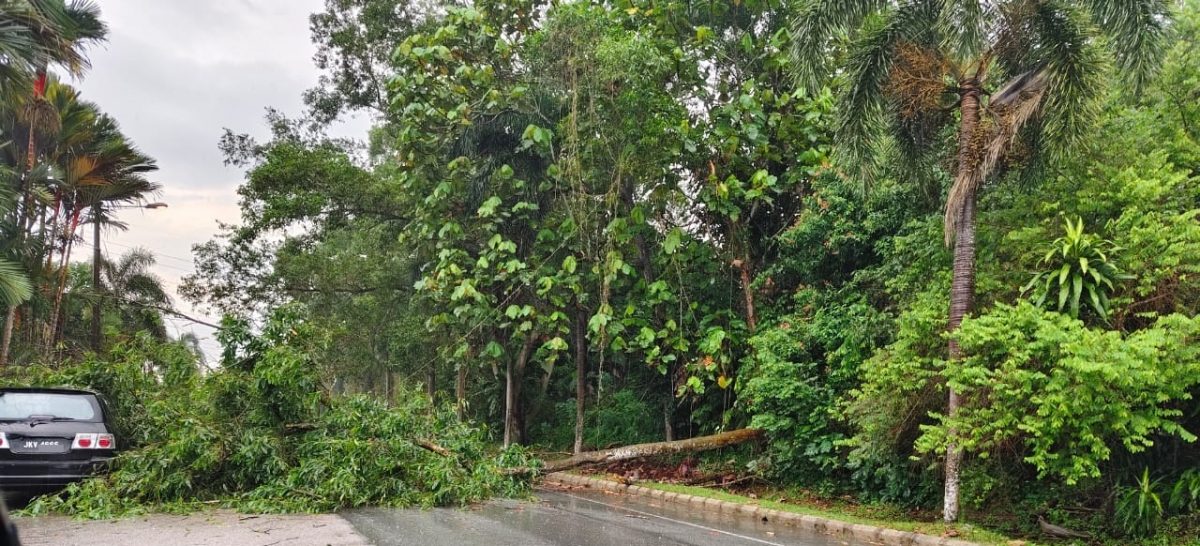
[74,1,370,356]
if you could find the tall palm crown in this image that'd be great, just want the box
[0,0,105,91]
[99,248,170,340]
[789,0,1172,523]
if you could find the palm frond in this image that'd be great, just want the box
[1031,1,1106,164]
[1080,0,1171,91]
[0,257,32,307]
[938,0,993,64]
[788,0,890,93]
[836,1,940,181]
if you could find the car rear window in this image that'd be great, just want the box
[0,392,100,421]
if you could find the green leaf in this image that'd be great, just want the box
[477,196,502,217]
[1070,274,1083,317]
[663,228,683,255]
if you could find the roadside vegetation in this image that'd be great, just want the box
[9,307,532,517]
[2,0,1200,544]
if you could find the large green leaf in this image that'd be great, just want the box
[0,258,31,307]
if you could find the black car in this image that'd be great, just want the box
[0,388,116,500]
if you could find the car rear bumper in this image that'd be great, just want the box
[0,457,112,489]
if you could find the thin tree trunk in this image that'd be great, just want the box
[734,256,756,332]
[425,367,435,400]
[43,196,61,272]
[944,80,983,524]
[504,335,536,448]
[90,209,102,351]
[0,307,15,367]
[573,310,587,454]
[455,363,467,420]
[663,395,675,442]
[504,356,514,448]
[48,205,82,349]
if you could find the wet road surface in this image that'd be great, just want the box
[342,487,861,546]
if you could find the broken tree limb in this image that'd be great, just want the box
[540,428,763,473]
[413,439,454,458]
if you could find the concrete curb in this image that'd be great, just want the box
[543,472,980,546]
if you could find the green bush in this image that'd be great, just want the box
[1170,469,1200,515]
[917,303,1200,485]
[12,306,533,517]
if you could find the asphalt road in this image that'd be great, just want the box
[14,487,869,545]
[342,487,859,546]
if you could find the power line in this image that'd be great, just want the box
[77,238,196,274]
[100,239,195,265]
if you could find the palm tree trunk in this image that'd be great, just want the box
[43,196,62,272]
[47,205,82,349]
[943,81,983,524]
[90,213,102,351]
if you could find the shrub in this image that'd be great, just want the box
[917,303,1200,485]
[1115,469,1165,538]
[15,306,533,517]
[1169,469,1200,515]
[1022,217,1126,321]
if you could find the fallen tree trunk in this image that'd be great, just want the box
[541,428,763,473]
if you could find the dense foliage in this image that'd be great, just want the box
[177,0,1200,541]
[3,0,1200,543]
[6,307,531,517]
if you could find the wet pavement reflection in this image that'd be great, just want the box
[342,486,864,546]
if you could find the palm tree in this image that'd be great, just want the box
[0,0,105,91]
[0,0,105,365]
[97,248,170,341]
[46,114,158,347]
[176,331,207,369]
[788,0,1171,522]
[0,77,157,360]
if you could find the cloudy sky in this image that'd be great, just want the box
[74,1,369,355]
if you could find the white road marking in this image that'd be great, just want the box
[557,491,791,546]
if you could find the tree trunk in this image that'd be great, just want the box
[663,395,675,442]
[504,335,536,448]
[385,369,394,406]
[48,205,81,349]
[90,210,102,352]
[425,367,435,400]
[455,364,467,420]
[0,307,15,367]
[573,310,587,454]
[733,257,756,332]
[944,80,983,524]
[543,428,763,473]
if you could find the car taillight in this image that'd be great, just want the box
[0,432,7,449]
[72,433,115,450]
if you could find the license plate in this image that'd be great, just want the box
[11,438,68,454]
